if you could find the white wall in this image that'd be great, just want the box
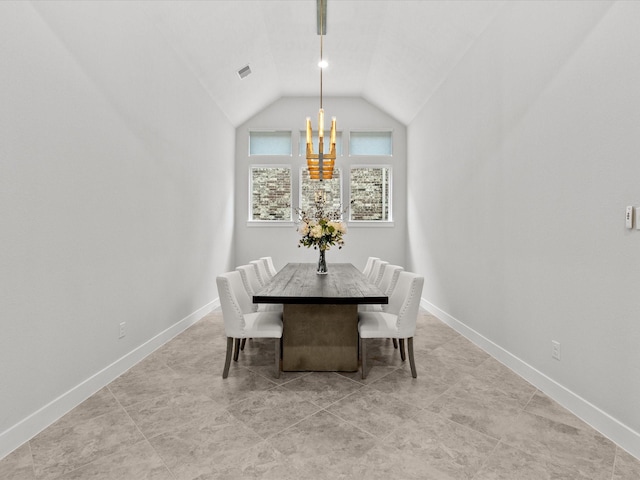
[407,0,640,457]
[235,97,407,272]
[0,1,235,458]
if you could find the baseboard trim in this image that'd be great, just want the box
[421,298,640,460]
[0,299,220,461]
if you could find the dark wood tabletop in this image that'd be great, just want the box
[253,262,388,305]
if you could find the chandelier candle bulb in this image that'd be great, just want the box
[330,117,336,145]
[306,118,312,145]
[318,109,324,138]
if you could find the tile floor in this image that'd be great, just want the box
[2,311,639,479]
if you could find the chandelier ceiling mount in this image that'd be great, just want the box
[306,0,336,181]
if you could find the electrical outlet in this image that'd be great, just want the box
[119,322,126,339]
[551,340,561,360]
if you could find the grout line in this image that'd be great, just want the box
[27,440,36,479]
[470,439,503,480]
[611,446,619,480]
[109,386,178,480]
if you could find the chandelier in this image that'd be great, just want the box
[306,0,336,181]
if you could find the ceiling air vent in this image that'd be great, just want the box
[237,64,252,80]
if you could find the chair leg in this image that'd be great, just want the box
[399,338,406,362]
[361,337,367,379]
[223,337,233,379]
[240,338,247,351]
[233,338,241,361]
[275,337,281,379]
[392,338,398,349]
[408,337,417,378]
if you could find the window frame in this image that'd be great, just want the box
[348,130,393,157]
[348,164,393,225]
[247,164,293,225]
[248,130,292,157]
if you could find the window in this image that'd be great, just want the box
[299,168,343,217]
[249,166,291,221]
[350,166,391,221]
[349,131,392,156]
[299,131,343,156]
[249,131,292,156]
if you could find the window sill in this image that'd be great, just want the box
[347,221,395,228]
[246,221,295,228]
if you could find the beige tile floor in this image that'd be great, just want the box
[2,311,639,479]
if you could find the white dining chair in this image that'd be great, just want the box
[236,264,282,352]
[362,257,379,278]
[236,265,282,313]
[358,271,424,379]
[260,256,279,279]
[359,264,403,313]
[250,259,270,287]
[367,259,388,285]
[216,271,283,379]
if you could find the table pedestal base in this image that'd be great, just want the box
[282,304,358,371]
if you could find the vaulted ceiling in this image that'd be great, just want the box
[35,0,507,127]
[151,0,506,126]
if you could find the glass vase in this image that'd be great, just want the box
[317,248,328,274]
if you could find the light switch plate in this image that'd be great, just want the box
[626,206,634,229]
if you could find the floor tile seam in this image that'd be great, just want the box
[222,380,326,411]
[111,389,180,480]
[610,448,619,480]
[254,369,315,388]
[519,393,616,442]
[469,438,504,480]
[435,376,536,411]
[29,396,146,479]
[497,409,618,473]
[524,408,619,454]
[513,376,540,404]
[431,332,464,352]
[34,387,131,436]
[495,434,611,476]
[321,408,380,441]
[244,405,327,443]
[430,406,502,444]
[105,385,160,411]
[356,381,428,414]
[131,398,230,442]
[419,374,467,410]
[27,440,37,480]
[33,441,117,480]
[252,406,332,442]
[109,386,155,443]
[44,437,171,480]
[331,371,369,387]
[358,364,405,386]
[308,387,368,411]
[321,404,381,439]
[138,438,178,480]
[329,400,424,444]
[237,364,286,388]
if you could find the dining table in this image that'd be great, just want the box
[253,262,388,372]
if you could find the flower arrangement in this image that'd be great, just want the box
[298,217,347,251]
[296,195,347,252]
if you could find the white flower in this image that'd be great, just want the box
[310,225,323,239]
[298,222,310,236]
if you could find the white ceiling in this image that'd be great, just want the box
[144,0,506,126]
